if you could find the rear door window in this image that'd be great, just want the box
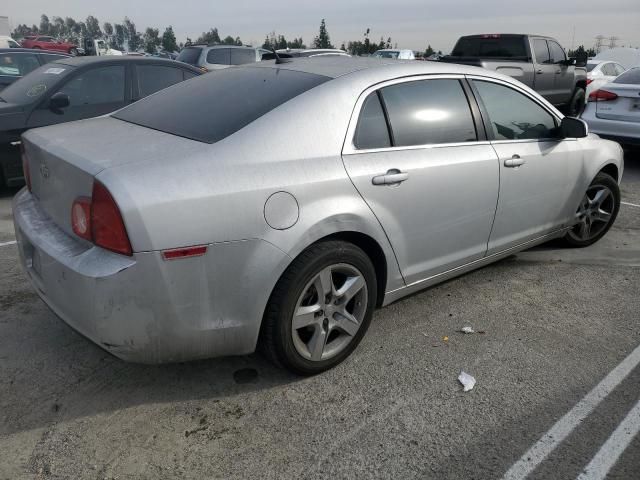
[532,40,551,64]
[136,64,184,97]
[613,64,625,76]
[230,49,256,65]
[473,80,557,140]
[354,93,390,149]
[379,79,477,146]
[57,65,125,106]
[206,48,231,65]
[601,63,616,76]
[0,53,40,77]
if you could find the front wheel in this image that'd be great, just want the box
[562,172,620,247]
[261,241,377,375]
[566,87,586,117]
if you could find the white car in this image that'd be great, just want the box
[586,60,626,99]
[0,35,20,48]
[372,49,415,60]
[582,67,640,146]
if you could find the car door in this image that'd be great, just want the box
[26,63,129,128]
[469,78,584,254]
[548,40,574,103]
[133,63,187,101]
[341,76,500,285]
[531,38,556,102]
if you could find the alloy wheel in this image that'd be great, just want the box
[569,184,615,242]
[291,263,368,362]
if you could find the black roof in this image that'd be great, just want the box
[51,55,202,72]
[0,48,70,56]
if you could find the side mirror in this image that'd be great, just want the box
[560,116,588,138]
[48,92,70,112]
[574,51,588,67]
[562,58,577,66]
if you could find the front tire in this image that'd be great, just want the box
[261,241,377,375]
[562,172,620,247]
[566,87,586,117]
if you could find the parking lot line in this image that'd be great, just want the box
[577,399,640,480]
[501,343,640,480]
[621,201,640,208]
[0,240,17,247]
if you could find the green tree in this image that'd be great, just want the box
[123,17,141,51]
[196,28,221,45]
[39,15,51,35]
[143,27,161,54]
[424,44,435,57]
[312,19,334,49]
[162,26,178,52]
[51,16,65,38]
[85,15,101,38]
[113,23,125,50]
[103,22,113,37]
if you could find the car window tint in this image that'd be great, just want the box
[548,42,566,63]
[176,47,202,66]
[113,67,330,143]
[230,49,256,65]
[0,63,74,104]
[452,37,527,58]
[206,48,230,65]
[58,65,125,106]
[137,65,184,97]
[354,92,390,149]
[379,79,477,146]
[473,80,557,140]
[38,37,54,42]
[533,40,550,64]
[0,53,40,77]
[586,63,597,72]
[613,68,640,84]
[602,63,616,76]
[614,64,625,76]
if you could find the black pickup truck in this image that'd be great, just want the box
[440,34,588,116]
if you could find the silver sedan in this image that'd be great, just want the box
[13,57,623,374]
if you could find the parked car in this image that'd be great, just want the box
[0,48,69,90]
[440,34,588,116]
[0,56,201,187]
[21,35,81,56]
[0,35,21,48]
[372,49,415,60]
[586,60,626,99]
[582,67,640,146]
[176,45,269,71]
[13,58,623,373]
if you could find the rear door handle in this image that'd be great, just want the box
[504,155,526,168]
[372,169,409,185]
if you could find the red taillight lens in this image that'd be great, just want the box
[588,89,618,102]
[71,197,92,241]
[91,181,132,256]
[20,143,32,192]
[586,78,593,85]
[162,245,208,260]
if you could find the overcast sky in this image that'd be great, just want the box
[5,1,640,52]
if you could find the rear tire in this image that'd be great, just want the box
[566,87,586,117]
[261,241,377,375]
[561,172,620,247]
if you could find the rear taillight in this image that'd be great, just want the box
[586,78,593,85]
[20,143,32,192]
[588,89,618,102]
[70,182,132,256]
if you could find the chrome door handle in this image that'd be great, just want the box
[372,169,409,185]
[504,155,526,168]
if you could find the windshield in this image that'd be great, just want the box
[452,36,527,58]
[0,62,73,104]
[373,51,399,59]
[113,66,331,143]
[176,47,203,66]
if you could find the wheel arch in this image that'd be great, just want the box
[598,163,619,183]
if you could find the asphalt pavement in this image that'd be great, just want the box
[0,151,638,480]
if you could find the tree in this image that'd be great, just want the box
[123,17,141,51]
[162,26,178,52]
[424,44,435,57]
[345,28,390,55]
[103,22,113,37]
[185,37,193,47]
[39,15,51,35]
[196,28,221,45]
[85,15,101,38]
[312,19,334,49]
[143,27,161,54]
[113,23,125,50]
[51,16,65,38]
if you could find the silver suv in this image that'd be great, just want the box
[177,45,269,71]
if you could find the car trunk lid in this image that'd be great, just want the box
[595,83,640,123]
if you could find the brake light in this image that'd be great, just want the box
[91,181,132,256]
[70,181,132,256]
[586,78,593,85]
[588,89,618,102]
[20,143,32,192]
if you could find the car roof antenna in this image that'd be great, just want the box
[272,48,292,64]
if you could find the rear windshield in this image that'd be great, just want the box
[586,63,598,72]
[451,36,527,58]
[176,47,203,66]
[113,66,331,143]
[0,62,73,104]
[613,68,640,85]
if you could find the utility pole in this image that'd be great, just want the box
[594,35,605,54]
[608,36,619,49]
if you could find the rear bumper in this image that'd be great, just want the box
[582,108,640,145]
[13,189,290,363]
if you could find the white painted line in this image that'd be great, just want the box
[501,343,640,480]
[621,201,640,208]
[577,398,640,480]
[0,240,17,247]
